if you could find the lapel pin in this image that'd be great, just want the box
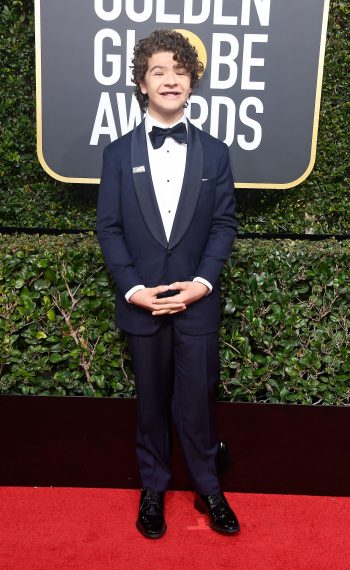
[133,165,146,174]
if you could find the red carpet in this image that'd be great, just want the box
[0,488,349,569]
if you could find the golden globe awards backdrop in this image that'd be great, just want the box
[35,0,329,188]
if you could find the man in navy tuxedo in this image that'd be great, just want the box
[97,30,239,538]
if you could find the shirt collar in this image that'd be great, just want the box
[145,111,187,134]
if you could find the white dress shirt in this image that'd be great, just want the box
[146,113,187,241]
[126,113,212,302]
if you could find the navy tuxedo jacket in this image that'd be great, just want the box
[96,120,238,335]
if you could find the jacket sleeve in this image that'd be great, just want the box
[96,145,143,296]
[194,144,238,285]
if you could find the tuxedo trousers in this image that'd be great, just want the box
[126,318,221,495]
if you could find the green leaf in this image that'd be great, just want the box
[14,278,25,289]
[34,279,49,292]
[49,353,64,363]
[36,331,47,340]
[47,309,56,322]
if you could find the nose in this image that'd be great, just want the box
[164,72,178,86]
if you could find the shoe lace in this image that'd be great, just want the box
[145,490,161,504]
[208,492,229,515]
[141,489,163,513]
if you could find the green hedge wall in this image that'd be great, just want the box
[0,1,349,233]
[1,235,349,405]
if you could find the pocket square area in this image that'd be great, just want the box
[133,165,146,174]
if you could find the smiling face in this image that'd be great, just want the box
[140,51,192,125]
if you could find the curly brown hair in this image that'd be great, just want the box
[131,29,204,112]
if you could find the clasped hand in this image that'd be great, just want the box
[130,281,208,315]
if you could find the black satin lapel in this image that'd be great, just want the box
[168,122,203,249]
[131,121,168,248]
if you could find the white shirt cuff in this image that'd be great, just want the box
[193,277,212,295]
[125,285,145,303]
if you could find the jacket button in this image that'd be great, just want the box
[167,250,172,256]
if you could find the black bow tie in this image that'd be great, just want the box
[149,123,187,149]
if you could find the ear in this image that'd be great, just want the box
[140,81,148,95]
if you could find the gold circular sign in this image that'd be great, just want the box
[174,29,207,77]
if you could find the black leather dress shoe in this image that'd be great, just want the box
[194,491,240,535]
[136,488,166,539]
